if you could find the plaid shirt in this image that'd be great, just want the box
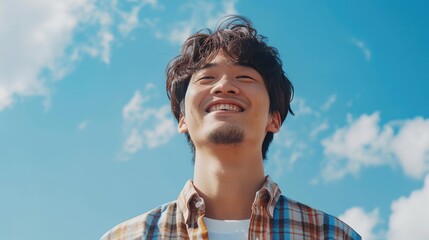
[101,176,361,240]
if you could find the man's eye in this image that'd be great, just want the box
[236,75,256,81]
[197,76,214,81]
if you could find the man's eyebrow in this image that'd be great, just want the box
[197,62,252,71]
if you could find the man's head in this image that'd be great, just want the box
[166,15,294,159]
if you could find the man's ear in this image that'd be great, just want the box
[266,111,281,133]
[178,113,188,133]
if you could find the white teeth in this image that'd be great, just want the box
[209,103,242,112]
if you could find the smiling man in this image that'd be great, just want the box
[101,16,361,240]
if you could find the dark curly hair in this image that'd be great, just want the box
[166,15,294,160]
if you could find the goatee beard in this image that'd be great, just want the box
[208,126,244,145]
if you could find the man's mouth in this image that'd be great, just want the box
[207,103,243,113]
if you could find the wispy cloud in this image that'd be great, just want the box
[321,94,337,111]
[310,121,329,139]
[268,149,303,179]
[0,0,157,111]
[166,0,238,44]
[269,126,309,178]
[270,95,337,178]
[269,151,284,179]
[321,112,429,181]
[339,207,382,240]
[292,97,315,117]
[123,128,144,154]
[78,120,89,130]
[351,38,372,61]
[121,86,176,159]
[387,174,429,240]
[117,0,159,36]
[118,4,143,36]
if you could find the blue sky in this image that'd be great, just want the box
[1,1,429,239]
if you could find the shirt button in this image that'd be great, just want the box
[195,199,204,208]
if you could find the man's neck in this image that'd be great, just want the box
[192,145,265,220]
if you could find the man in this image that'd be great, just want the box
[101,16,361,240]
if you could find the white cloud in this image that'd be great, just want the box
[321,112,429,181]
[292,97,314,117]
[143,106,176,148]
[391,117,429,179]
[0,0,82,110]
[351,38,372,61]
[387,174,429,240]
[122,90,149,122]
[310,121,329,139]
[0,88,13,110]
[0,0,156,111]
[268,149,303,179]
[118,4,142,36]
[99,31,114,64]
[124,128,144,154]
[118,0,158,36]
[292,95,336,117]
[339,207,381,240]
[270,126,309,179]
[205,0,238,29]
[167,0,238,44]
[321,94,336,111]
[169,23,193,45]
[321,112,393,181]
[270,96,327,177]
[121,89,176,157]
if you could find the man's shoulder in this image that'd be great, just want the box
[274,195,361,240]
[100,201,178,240]
[275,194,329,216]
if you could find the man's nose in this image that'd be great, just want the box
[210,77,240,95]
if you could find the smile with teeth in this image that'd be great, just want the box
[208,103,243,113]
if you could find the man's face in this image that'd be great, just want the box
[178,53,280,151]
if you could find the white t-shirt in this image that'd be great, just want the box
[203,217,250,240]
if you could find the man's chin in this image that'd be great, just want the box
[207,126,244,145]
